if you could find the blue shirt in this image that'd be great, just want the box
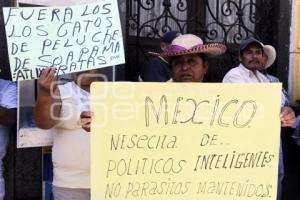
[140,56,171,82]
[0,79,17,130]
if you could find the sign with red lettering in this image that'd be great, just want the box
[3,0,124,81]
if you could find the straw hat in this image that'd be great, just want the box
[161,34,227,57]
[263,45,276,68]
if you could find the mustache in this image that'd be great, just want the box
[249,59,260,63]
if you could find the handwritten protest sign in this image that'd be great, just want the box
[18,0,98,6]
[91,83,281,200]
[3,0,125,81]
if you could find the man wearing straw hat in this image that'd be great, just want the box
[161,33,226,82]
[222,36,296,200]
[80,34,227,129]
[222,36,294,124]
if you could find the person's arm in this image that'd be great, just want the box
[0,106,16,127]
[33,67,61,129]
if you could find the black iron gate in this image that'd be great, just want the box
[125,0,277,82]
[0,0,13,80]
[1,1,42,199]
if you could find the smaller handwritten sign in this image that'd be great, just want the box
[91,82,281,200]
[3,0,125,81]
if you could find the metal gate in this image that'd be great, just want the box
[125,0,277,82]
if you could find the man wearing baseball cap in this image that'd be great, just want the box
[140,31,181,82]
[223,36,296,200]
[223,37,271,83]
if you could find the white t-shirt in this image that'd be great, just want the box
[52,82,90,188]
[223,64,270,83]
[223,64,285,107]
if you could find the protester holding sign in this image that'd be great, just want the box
[222,37,295,125]
[161,34,227,82]
[0,79,17,200]
[33,67,100,199]
[80,34,227,129]
[222,37,295,123]
[222,36,296,200]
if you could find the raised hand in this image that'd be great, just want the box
[38,67,57,94]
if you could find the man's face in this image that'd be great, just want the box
[171,54,208,82]
[240,43,264,71]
